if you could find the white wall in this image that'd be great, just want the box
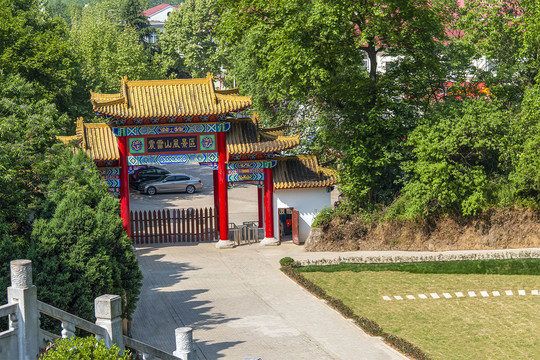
[273,188,331,244]
[149,6,176,23]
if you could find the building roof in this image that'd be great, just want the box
[215,88,241,96]
[142,3,174,17]
[57,118,119,162]
[227,117,300,155]
[91,74,252,119]
[273,155,337,189]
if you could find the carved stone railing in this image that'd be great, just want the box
[37,301,107,339]
[2,260,197,360]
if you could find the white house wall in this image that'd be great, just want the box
[149,6,176,23]
[273,188,331,244]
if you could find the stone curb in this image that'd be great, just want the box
[297,248,540,266]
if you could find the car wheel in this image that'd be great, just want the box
[147,186,157,195]
[186,185,196,194]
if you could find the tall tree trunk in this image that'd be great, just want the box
[366,42,377,82]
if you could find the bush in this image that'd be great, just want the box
[279,257,296,268]
[40,336,131,359]
[398,99,511,218]
[312,207,333,227]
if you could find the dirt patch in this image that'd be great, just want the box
[306,208,540,252]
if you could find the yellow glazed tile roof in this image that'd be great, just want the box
[263,124,286,137]
[227,117,300,155]
[58,118,119,162]
[215,87,240,96]
[91,74,252,119]
[273,155,337,189]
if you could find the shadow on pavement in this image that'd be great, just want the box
[131,246,243,358]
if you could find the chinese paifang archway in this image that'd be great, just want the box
[60,74,336,247]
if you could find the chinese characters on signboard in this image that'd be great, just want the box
[128,134,216,155]
[147,136,197,153]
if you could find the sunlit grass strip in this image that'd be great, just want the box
[289,258,540,360]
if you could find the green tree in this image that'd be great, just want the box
[217,0,449,208]
[508,87,540,204]
[115,0,153,43]
[0,0,80,116]
[396,100,511,218]
[70,3,152,93]
[29,151,142,321]
[0,74,141,322]
[0,72,67,298]
[454,0,531,105]
[159,0,223,78]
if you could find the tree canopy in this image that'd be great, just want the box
[70,3,153,93]
[159,0,223,78]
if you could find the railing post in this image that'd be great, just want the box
[8,259,39,360]
[173,327,196,360]
[61,321,75,338]
[95,295,124,353]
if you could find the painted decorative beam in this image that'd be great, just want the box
[113,122,231,137]
[127,153,219,166]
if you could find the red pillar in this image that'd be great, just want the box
[257,186,264,228]
[216,131,233,247]
[263,167,277,244]
[213,168,219,210]
[118,136,131,238]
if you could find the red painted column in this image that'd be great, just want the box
[263,167,275,240]
[213,169,219,215]
[257,186,264,228]
[216,131,231,246]
[117,136,131,238]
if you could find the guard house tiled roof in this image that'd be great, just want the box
[57,118,119,162]
[90,73,252,119]
[273,155,337,189]
[227,117,300,155]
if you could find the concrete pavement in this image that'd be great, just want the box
[130,242,407,359]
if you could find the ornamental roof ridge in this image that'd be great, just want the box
[90,74,252,119]
[58,118,119,162]
[227,116,300,155]
[215,87,240,95]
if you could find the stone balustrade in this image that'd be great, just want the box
[0,259,196,360]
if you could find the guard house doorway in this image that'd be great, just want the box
[278,208,299,244]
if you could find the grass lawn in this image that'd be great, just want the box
[299,261,540,359]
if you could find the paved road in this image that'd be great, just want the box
[129,163,259,224]
[131,242,407,360]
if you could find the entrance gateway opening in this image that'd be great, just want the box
[89,74,282,247]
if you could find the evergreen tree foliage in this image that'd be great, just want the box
[0,74,141,322]
[29,151,142,321]
[115,0,153,43]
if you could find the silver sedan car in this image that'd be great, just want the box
[138,173,203,195]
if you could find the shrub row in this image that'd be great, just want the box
[280,262,431,360]
[298,258,540,275]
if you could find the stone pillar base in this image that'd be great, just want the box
[261,237,280,246]
[215,240,235,249]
